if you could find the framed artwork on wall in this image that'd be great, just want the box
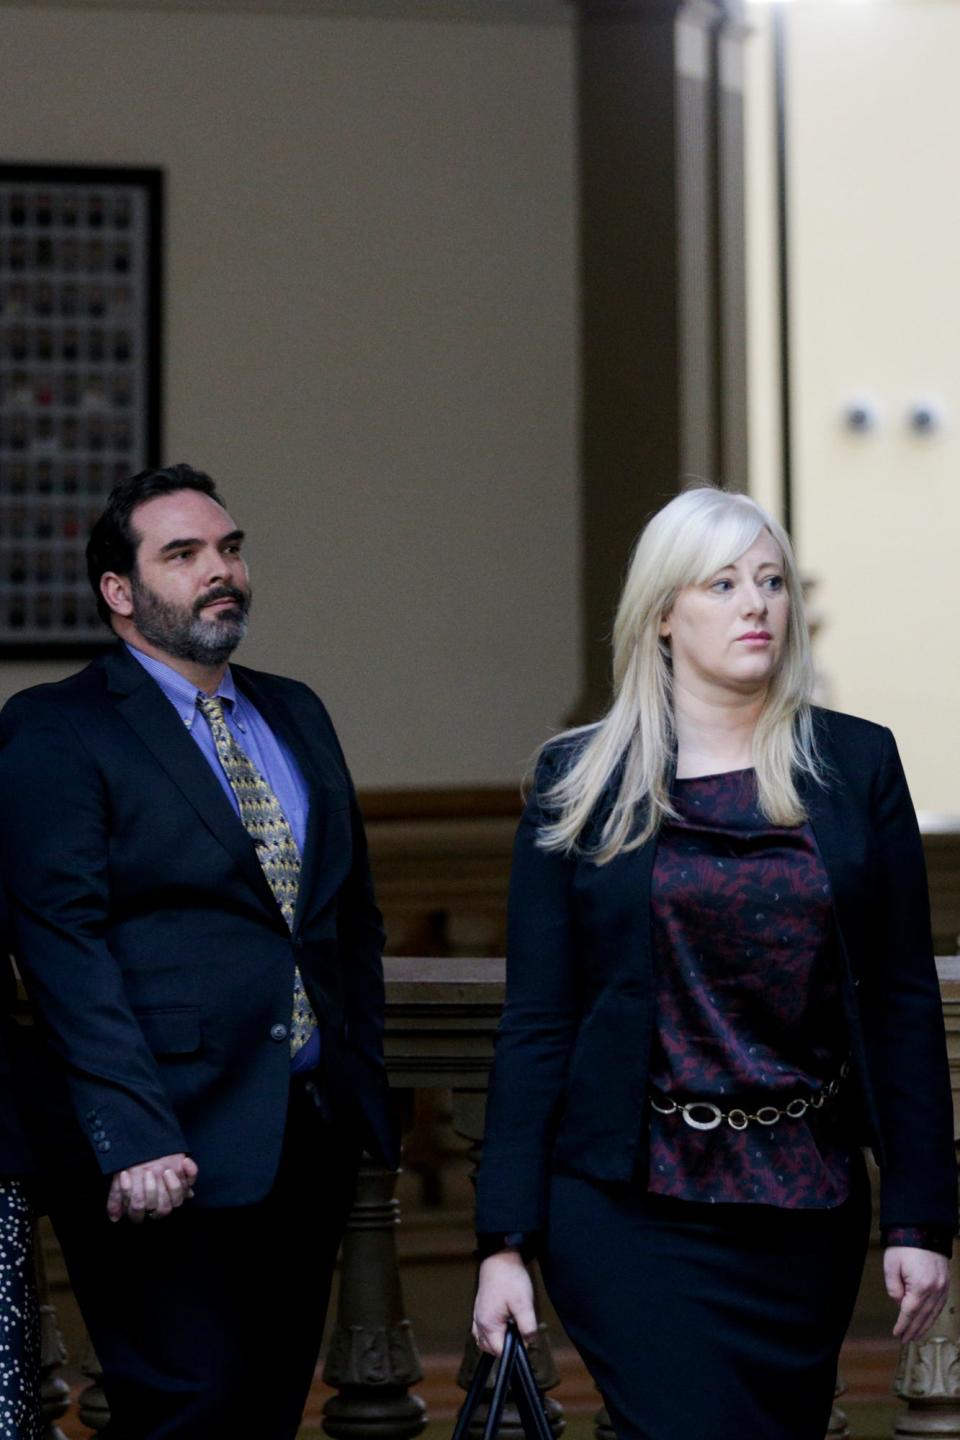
[0,164,163,656]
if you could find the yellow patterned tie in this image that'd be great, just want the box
[197,694,317,1056]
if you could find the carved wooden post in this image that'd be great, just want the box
[77,1337,110,1434]
[594,1404,614,1440]
[322,1152,427,1440]
[889,959,960,1437]
[825,1373,850,1439]
[451,1090,563,1440]
[33,1230,68,1440]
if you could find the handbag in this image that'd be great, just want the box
[452,1322,554,1440]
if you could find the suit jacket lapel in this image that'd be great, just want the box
[104,647,284,924]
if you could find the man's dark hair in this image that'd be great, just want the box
[87,463,226,626]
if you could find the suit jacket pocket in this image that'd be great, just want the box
[135,1006,202,1056]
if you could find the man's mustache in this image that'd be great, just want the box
[193,585,250,617]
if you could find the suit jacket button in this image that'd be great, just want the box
[270,1023,288,1043]
[92,1129,106,1141]
[97,1140,111,1154]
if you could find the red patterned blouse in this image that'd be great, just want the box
[646,768,949,1255]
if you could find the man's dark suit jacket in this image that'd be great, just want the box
[475,707,958,1239]
[0,644,397,1205]
[0,892,32,1178]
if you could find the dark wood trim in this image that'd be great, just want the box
[358,786,522,822]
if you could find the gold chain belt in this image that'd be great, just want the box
[649,1062,849,1133]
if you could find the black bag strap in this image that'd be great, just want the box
[452,1349,495,1440]
[481,1323,519,1440]
[509,1331,554,1440]
[452,1324,552,1440]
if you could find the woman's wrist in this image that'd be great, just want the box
[882,1225,954,1259]
[475,1231,539,1264]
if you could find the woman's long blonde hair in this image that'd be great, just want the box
[539,485,821,863]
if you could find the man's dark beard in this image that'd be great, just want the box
[130,573,251,666]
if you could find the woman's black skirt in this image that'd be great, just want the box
[540,1153,871,1440]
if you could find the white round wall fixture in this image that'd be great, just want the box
[842,396,879,434]
[907,400,944,436]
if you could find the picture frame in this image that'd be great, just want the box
[0,164,163,656]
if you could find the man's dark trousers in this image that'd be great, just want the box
[51,1081,360,1438]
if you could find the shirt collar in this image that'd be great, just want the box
[124,642,237,731]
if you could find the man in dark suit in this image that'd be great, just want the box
[0,463,397,1439]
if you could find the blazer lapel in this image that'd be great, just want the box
[104,647,284,924]
[797,720,867,976]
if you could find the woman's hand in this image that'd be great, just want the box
[473,1250,538,1357]
[884,1246,951,1343]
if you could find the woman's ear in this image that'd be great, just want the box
[659,613,671,639]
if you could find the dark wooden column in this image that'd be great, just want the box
[572,0,749,723]
[716,3,750,491]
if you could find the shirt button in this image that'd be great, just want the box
[270,1023,288,1043]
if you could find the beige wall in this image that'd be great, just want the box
[746,0,960,813]
[0,0,581,787]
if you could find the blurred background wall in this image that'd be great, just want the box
[746,0,960,813]
[2,0,958,808]
[0,0,581,787]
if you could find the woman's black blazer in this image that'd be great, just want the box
[475,707,957,1239]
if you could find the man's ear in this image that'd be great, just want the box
[100,571,134,619]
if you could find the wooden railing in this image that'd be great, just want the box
[37,954,960,1440]
[362,791,960,962]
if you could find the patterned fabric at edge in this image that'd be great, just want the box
[648,767,852,1207]
[0,1181,40,1440]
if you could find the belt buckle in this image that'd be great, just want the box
[681,1101,723,1131]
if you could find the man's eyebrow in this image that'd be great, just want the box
[157,529,245,555]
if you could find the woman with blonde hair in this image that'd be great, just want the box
[472,486,955,1440]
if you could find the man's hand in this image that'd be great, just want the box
[106,1154,198,1224]
[885,1246,950,1343]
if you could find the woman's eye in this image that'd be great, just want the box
[710,579,734,593]
[763,575,784,591]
